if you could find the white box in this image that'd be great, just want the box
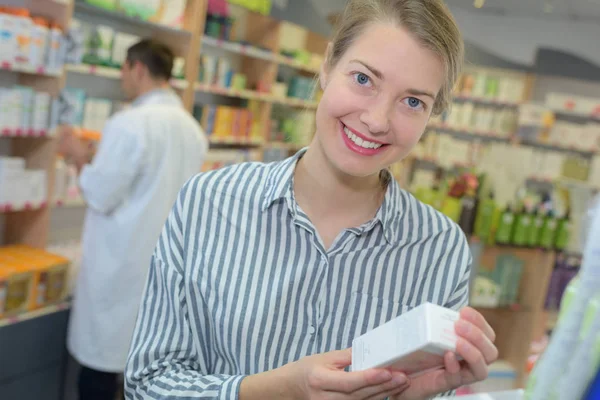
[351,302,460,376]
[438,389,524,400]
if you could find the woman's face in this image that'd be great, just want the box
[315,22,445,178]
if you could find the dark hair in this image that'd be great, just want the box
[126,39,174,81]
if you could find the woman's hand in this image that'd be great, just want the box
[287,348,410,400]
[392,307,498,400]
[241,348,411,400]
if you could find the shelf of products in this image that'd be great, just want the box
[454,94,521,107]
[0,62,62,77]
[0,201,47,214]
[201,36,275,62]
[209,136,263,146]
[0,128,51,138]
[73,1,190,38]
[66,63,189,89]
[0,301,70,328]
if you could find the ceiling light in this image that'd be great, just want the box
[474,0,485,8]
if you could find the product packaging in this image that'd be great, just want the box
[11,8,32,67]
[0,8,17,65]
[351,302,460,376]
[32,91,51,134]
[46,23,63,71]
[29,17,49,69]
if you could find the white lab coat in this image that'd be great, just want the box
[67,89,208,372]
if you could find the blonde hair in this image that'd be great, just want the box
[327,0,464,115]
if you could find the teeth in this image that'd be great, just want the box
[343,126,382,149]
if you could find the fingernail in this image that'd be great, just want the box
[392,374,408,386]
[377,370,392,381]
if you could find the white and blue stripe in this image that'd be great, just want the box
[125,149,472,399]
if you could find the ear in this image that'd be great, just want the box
[319,42,333,91]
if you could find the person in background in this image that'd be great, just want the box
[58,39,208,400]
[126,1,498,399]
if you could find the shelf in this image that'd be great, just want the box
[200,36,321,74]
[195,83,318,109]
[0,301,70,328]
[275,54,320,74]
[201,36,275,63]
[0,128,51,138]
[519,139,597,156]
[428,124,512,141]
[54,197,86,208]
[454,94,521,107]
[66,64,188,89]
[0,200,47,214]
[209,136,263,146]
[0,62,62,77]
[73,2,190,38]
[551,108,600,122]
[195,83,269,101]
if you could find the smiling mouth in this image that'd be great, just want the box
[342,124,387,150]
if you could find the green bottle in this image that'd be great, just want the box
[512,208,532,247]
[527,208,544,247]
[475,194,496,242]
[495,205,515,245]
[555,211,571,251]
[540,211,558,250]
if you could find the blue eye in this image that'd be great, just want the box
[404,97,423,110]
[354,72,371,86]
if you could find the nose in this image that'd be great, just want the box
[359,97,390,135]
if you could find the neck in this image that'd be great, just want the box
[294,140,385,221]
[136,80,169,99]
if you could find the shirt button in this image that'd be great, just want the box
[308,326,316,334]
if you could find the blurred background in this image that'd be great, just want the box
[0,0,598,399]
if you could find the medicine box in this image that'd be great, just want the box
[0,260,33,318]
[0,246,69,311]
[351,302,460,376]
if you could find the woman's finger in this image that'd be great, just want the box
[460,307,496,342]
[316,368,393,393]
[456,338,489,381]
[455,320,499,364]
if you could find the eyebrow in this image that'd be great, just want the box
[351,59,384,80]
[350,59,436,100]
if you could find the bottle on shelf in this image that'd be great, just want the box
[495,204,515,245]
[527,206,545,248]
[512,204,533,247]
[539,210,558,250]
[554,210,571,251]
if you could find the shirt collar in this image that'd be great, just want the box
[132,88,180,107]
[261,149,404,244]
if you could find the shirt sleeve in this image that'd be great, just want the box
[124,179,245,400]
[79,115,146,215]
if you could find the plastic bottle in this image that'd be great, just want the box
[539,211,558,250]
[527,207,544,247]
[554,211,571,251]
[29,17,49,69]
[46,23,62,72]
[0,7,18,65]
[512,207,532,247]
[495,205,515,245]
[10,8,32,67]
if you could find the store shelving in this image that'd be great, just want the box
[0,128,51,138]
[0,62,62,77]
[551,108,600,122]
[201,36,275,62]
[73,1,191,41]
[428,123,513,141]
[0,200,48,214]
[195,83,318,109]
[518,139,597,157]
[209,136,264,146]
[66,63,189,90]
[0,301,70,328]
[453,94,521,107]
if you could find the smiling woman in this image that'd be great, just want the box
[124,1,499,400]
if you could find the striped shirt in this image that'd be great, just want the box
[125,149,472,399]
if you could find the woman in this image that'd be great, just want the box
[125,1,498,399]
